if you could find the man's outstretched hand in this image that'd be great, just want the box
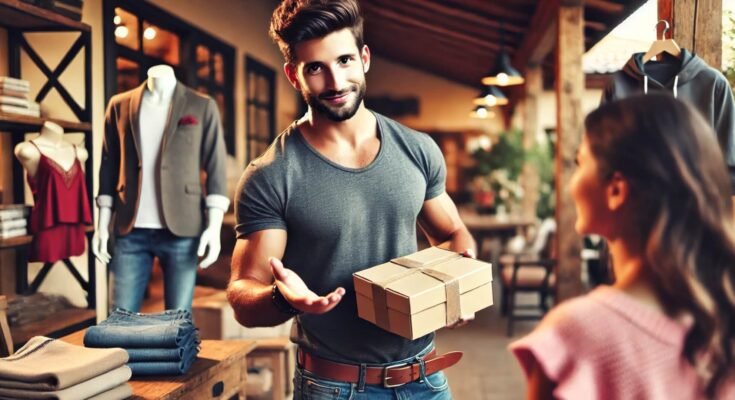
[270,257,345,314]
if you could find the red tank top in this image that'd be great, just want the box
[26,141,93,263]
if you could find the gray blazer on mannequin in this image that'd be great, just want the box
[98,82,227,237]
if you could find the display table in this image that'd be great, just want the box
[62,330,257,399]
[248,337,296,400]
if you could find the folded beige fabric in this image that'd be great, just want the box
[87,383,133,400]
[0,336,129,390]
[0,365,131,400]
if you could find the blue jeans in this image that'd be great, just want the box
[294,345,452,400]
[128,350,198,376]
[125,331,200,362]
[110,229,199,312]
[84,309,196,348]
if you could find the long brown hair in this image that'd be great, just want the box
[585,93,735,396]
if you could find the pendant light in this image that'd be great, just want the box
[481,24,524,86]
[470,106,495,119]
[473,85,508,107]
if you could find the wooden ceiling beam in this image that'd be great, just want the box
[366,24,486,87]
[366,22,490,65]
[585,0,625,13]
[584,19,607,31]
[362,3,502,53]
[425,0,529,28]
[512,0,559,69]
[367,0,524,44]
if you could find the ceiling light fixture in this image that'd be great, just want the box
[473,85,508,107]
[481,24,524,87]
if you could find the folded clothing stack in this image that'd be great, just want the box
[0,77,40,118]
[0,336,132,400]
[84,309,200,376]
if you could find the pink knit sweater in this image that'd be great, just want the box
[509,286,733,399]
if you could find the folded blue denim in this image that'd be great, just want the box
[85,309,195,348]
[125,330,200,362]
[128,349,198,376]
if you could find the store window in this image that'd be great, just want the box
[104,0,235,155]
[245,55,276,162]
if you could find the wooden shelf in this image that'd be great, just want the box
[10,307,95,347]
[0,234,32,249]
[0,225,94,250]
[0,0,89,32]
[0,112,91,133]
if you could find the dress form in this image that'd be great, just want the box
[14,121,88,178]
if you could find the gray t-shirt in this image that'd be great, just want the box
[234,112,446,363]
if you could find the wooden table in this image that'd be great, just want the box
[459,209,535,262]
[62,330,257,399]
[247,337,296,400]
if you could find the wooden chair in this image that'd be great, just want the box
[499,219,556,337]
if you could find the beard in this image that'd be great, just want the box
[303,80,366,122]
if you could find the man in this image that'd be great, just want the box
[227,1,476,398]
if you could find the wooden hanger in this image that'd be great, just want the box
[643,20,681,63]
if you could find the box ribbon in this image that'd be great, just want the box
[371,252,462,331]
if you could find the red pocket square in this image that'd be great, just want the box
[178,115,198,126]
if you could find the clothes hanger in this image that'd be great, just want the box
[643,20,681,63]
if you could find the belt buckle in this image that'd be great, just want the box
[382,363,408,388]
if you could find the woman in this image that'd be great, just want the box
[510,93,735,399]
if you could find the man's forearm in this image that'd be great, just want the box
[226,278,293,327]
[446,227,477,255]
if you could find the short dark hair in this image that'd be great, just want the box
[269,0,364,63]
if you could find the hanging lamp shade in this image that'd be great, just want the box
[481,52,524,86]
[473,85,508,107]
[470,105,495,119]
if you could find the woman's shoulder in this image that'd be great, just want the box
[508,288,628,383]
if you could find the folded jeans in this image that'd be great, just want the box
[125,330,200,362]
[85,309,196,349]
[128,350,198,376]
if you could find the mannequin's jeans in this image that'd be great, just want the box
[110,229,198,312]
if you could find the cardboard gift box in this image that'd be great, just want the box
[353,247,493,339]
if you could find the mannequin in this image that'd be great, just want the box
[14,121,93,263]
[15,121,88,176]
[94,64,229,312]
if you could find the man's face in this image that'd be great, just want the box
[288,28,370,122]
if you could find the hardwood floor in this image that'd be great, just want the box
[436,281,539,400]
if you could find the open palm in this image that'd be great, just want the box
[270,257,345,314]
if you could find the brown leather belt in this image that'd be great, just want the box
[297,349,463,388]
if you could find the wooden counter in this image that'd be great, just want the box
[62,330,257,399]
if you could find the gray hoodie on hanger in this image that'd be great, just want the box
[602,49,735,192]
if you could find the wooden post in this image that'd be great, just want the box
[555,2,584,301]
[658,0,722,68]
[521,65,542,220]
